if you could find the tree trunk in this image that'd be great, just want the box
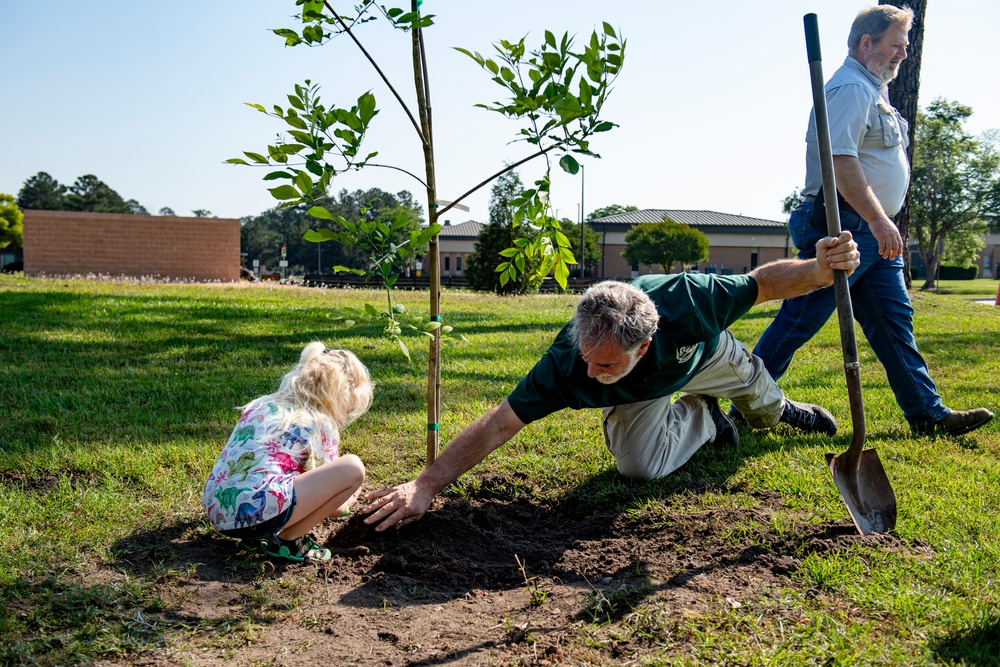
[880,0,927,289]
[411,4,441,466]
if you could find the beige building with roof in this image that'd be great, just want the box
[436,219,483,278]
[588,209,792,280]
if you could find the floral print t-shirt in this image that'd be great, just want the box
[202,398,340,532]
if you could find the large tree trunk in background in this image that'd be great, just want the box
[880,0,927,288]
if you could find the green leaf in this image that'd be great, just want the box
[358,92,377,124]
[307,206,335,220]
[263,171,292,181]
[554,260,570,288]
[397,338,410,360]
[332,266,366,276]
[303,228,338,242]
[603,22,617,39]
[225,158,249,165]
[272,28,301,46]
[294,171,313,194]
[268,185,300,200]
[244,152,269,164]
[579,78,593,107]
[559,154,580,175]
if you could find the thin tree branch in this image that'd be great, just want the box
[437,142,565,217]
[364,163,429,189]
[323,1,427,146]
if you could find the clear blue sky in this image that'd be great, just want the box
[2,1,997,224]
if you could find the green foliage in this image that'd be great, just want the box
[16,171,155,215]
[587,203,638,220]
[465,170,539,294]
[941,219,988,269]
[457,23,625,287]
[0,194,24,249]
[240,188,423,275]
[232,1,626,349]
[564,218,602,275]
[912,98,999,289]
[16,172,66,211]
[781,188,802,217]
[303,204,448,359]
[228,80,379,203]
[622,217,710,273]
[62,174,131,214]
[498,176,575,288]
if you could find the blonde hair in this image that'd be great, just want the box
[253,342,374,429]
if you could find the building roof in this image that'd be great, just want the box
[591,209,786,232]
[437,220,483,238]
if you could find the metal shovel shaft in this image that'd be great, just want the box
[804,13,896,535]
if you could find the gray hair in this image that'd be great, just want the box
[848,5,913,52]
[569,281,659,353]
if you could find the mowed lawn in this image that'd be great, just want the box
[1,273,998,665]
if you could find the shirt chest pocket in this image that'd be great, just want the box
[876,100,907,148]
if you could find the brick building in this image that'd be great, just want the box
[22,210,241,281]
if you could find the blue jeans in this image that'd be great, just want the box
[752,199,948,430]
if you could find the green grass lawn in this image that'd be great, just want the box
[1,274,998,665]
[930,277,999,298]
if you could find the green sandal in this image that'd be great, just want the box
[262,535,332,563]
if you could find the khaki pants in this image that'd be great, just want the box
[602,330,784,479]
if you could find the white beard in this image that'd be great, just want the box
[595,349,642,385]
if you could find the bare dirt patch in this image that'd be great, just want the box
[96,476,929,666]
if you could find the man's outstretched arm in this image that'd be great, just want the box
[362,399,526,531]
[750,231,860,305]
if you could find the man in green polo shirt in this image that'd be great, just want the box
[363,232,861,532]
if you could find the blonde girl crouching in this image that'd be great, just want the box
[202,342,373,562]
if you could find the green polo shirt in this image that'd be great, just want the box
[506,273,759,424]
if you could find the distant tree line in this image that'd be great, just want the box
[15,171,208,218]
[241,187,425,276]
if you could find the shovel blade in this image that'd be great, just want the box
[825,448,897,535]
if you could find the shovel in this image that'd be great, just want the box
[803,14,897,535]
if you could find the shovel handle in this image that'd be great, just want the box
[804,13,866,456]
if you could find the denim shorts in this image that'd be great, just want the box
[219,493,297,542]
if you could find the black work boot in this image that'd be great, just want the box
[727,405,749,429]
[779,399,838,436]
[705,396,738,447]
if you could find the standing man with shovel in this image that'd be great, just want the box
[745,5,993,436]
